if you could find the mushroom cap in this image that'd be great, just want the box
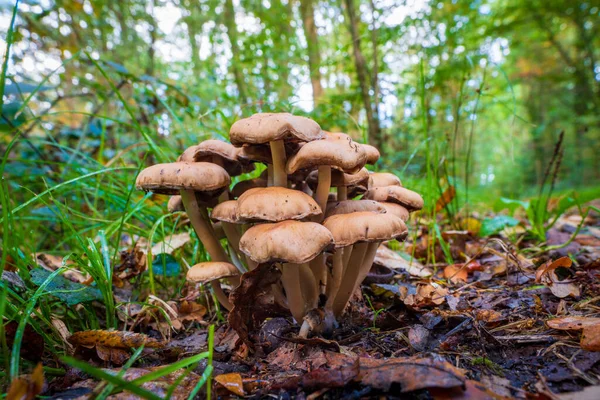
[323,211,408,247]
[379,202,410,221]
[325,200,386,218]
[193,139,251,176]
[177,145,198,162]
[167,195,185,213]
[306,167,369,190]
[324,131,352,141]
[229,113,324,146]
[187,261,239,283]
[239,220,334,264]
[364,186,424,211]
[362,144,380,165]
[211,200,241,223]
[135,162,231,196]
[230,177,268,199]
[236,187,322,222]
[369,172,402,188]
[286,139,367,175]
[237,144,273,164]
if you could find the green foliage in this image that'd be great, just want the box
[29,267,103,305]
[151,253,181,277]
[479,215,520,237]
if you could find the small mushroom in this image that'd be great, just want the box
[364,185,424,212]
[324,199,386,218]
[230,113,323,187]
[368,172,402,188]
[187,262,239,311]
[362,144,380,165]
[211,200,249,271]
[193,139,253,177]
[167,195,185,213]
[379,202,410,221]
[236,187,322,222]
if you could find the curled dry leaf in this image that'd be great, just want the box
[535,256,580,298]
[68,330,164,349]
[215,373,245,397]
[374,245,432,277]
[404,283,448,307]
[580,325,600,352]
[546,316,600,330]
[475,309,505,325]
[444,264,468,283]
[6,363,44,400]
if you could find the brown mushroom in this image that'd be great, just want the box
[187,262,239,311]
[230,113,323,187]
[136,162,231,263]
[239,220,334,323]
[193,139,253,176]
[379,202,410,221]
[167,195,185,213]
[323,211,407,316]
[324,199,386,218]
[362,144,380,165]
[368,172,402,188]
[364,185,424,211]
[236,187,322,222]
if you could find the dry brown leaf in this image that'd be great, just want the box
[68,330,164,349]
[374,246,432,277]
[431,379,509,399]
[436,186,456,212]
[404,283,448,307]
[215,373,245,396]
[149,232,191,255]
[6,363,44,400]
[546,316,600,330]
[535,256,580,298]
[358,356,465,392]
[476,310,504,324]
[581,325,600,351]
[177,301,207,324]
[96,345,130,364]
[444,264,468,283]
[558,384,600,400]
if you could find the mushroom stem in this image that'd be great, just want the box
[314,165,331,219]
[325,250,344,309]
[245,255,258,270]
[210,281,233,311]
[180,190,229,262]
[337,186,348,201]
[332,242,368,316]
[299,320,311,338]
[353,242,380,294]
[342,245,353,274]
[299,263,318,311]
[309,254,326,295]
[222,223,242,254]
[227,244,246,273]
[270,140,287,187]
[267,164,274,187]
[280,263,305,323]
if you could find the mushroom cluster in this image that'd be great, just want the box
[135,113,423,337]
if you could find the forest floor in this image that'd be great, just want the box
[5,201,600,399]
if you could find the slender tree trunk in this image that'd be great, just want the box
[368,0,383,149]
[183,0,203,76]
[299,0,323,106]
[224,0,248,103]
[343,0,381,147]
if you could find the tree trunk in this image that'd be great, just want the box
[299,0,323,106]
[183,0,203,76]
[343,0,381,147]
[224,0,248,103]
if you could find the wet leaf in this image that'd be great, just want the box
[358,356,466,392]
[30,268,102,305]
[6,363,44,400]
[547,316,600,330]
[151,253,181,277]
[68,330,164,349]
[215,373,245,396]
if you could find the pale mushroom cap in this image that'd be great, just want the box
[324,131,352,141]
[362,144,380,165]
[187,262,239,283]
[239,220,334,264]
[178,145,198,162]
[229,113,324,146]
[211,200,241,223]
[286,139,367,175]
[379,202,410,221]
[167,195,185,213]
[236,187,322,222]
[230,177,268,199]
[193,139,249,176]
[323,211,408,247]
[364,186,424,211]
[325,200,386,218]
[135,162,231,196]
[369,172,402,188]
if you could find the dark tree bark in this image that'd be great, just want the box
[299,0,324,106]
[343,0,382,148]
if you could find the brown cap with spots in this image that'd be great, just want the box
[187,262,239,283]
[364,186,424,212]
[325,200,386,218]
[286,139,367,175]
[362,144,380,165]
[211,200,242,224]
[379,202,410,221]
[369,172,402,188]
[229,113,323,146]
[135,162,230,196]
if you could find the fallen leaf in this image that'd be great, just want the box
[404,283,448,307]
[358,356,466,392]
[302,352,359,389]
[30,268,103,306]
[150,232,191,255]
[215,373,245,396]
[444,264,468,283]
[6,363,44,400]
[558,385,600,400]
[546,316,600,330]
[431,379,508,399]
[581,325,600,351]
[374,246,432,277]
[408,324,430,351]
[475,310,504,324]
[68,329,163,360]
[436,186,456,212]
[535,257,580,298]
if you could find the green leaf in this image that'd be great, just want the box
[151,254,180,277]
[30,267,103,306]
[480,215,520,237]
